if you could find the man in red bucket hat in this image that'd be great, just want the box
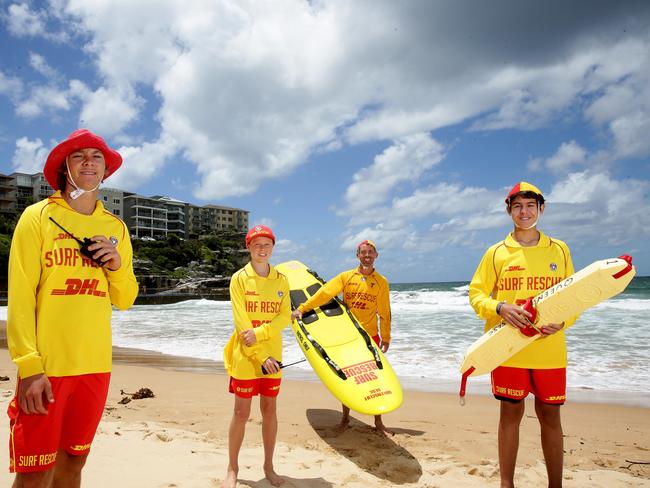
[6,129,138,486]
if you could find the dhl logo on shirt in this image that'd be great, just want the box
[505,265,526,272]
[51,278,107,297]
[53,233,74,242]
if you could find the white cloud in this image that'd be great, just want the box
[544,171,650,246]
[11,137,50,174]
[106,134,178,190]
[343,133,444,213]
[545,140,587,173]
[6,3,48,37]
[15,85,71,117]
[77,86,141,136]
[6,2,69,42]
[29,52,60,80]
[7,1,650,209]
[0,70,23,99]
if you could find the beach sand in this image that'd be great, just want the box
[0,321,648,486]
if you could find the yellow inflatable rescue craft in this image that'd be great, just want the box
[275,261,403,415]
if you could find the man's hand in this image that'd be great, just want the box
[380,342,389,353]
[240,329,257,347]
[88,235,122,271]
[262,357,281,375]
[18,373,54,415]
[540,322,564,335]
[291,309,303,321]
[498,302,534,329]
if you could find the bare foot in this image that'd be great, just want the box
[221,466,238,488]
[264,467,284,487]
[334,417,350,434]
[374,420,395,436]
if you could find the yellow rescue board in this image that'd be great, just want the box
[460,256,636,397]
[276,260,403,415]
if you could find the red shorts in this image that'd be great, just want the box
[228,377,281,398]
[8,373,110,473]
[491,366,566,404]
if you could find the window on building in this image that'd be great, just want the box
[113,198,121,204]
[103,196,108,201]
[114,209,120,215]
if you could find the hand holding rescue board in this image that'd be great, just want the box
[459,255,636,403]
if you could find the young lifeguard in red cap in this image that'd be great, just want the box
[291,239,393,434]
[222,225,291,488]
[7,129,138,486]
[468,182,575,488]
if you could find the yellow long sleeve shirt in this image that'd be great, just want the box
[224,263,291,380]
[469,231,575,369]
[7,192,138,379]
[297,268,392,344]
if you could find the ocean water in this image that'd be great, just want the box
[1,276,649,406]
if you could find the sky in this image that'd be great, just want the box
[1,0,649,283]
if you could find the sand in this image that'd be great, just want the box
[0,325,648,486]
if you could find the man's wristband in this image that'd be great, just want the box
[496,301,506,315]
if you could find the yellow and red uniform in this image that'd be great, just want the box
[469,231,575,369]
[224,262,291,380]
[7,192,138,379]
[7,191,138,472]
[297,268,391,344]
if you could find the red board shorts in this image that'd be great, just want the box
[229,377,282,398]
[8,372,111,473]
[491,366,566,404]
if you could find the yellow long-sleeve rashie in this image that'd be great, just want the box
[469,231,576,369]
[297,268,392,344]
[224,263,292,380]
[7,192,139,379]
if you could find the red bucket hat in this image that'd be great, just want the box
[43,129,123,190]
[246,225,276,247]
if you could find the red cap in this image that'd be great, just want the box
[246,225,276,247]
[43,129,123,190]
[505,181,543,204]
[357,239,377,252]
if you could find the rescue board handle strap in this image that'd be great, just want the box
[296,318,348,381]
[613,255,633,279]
[343,304,384,370]
[459,366,475,406]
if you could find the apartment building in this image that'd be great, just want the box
[0,171,249,238]
[186,204,249,238]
